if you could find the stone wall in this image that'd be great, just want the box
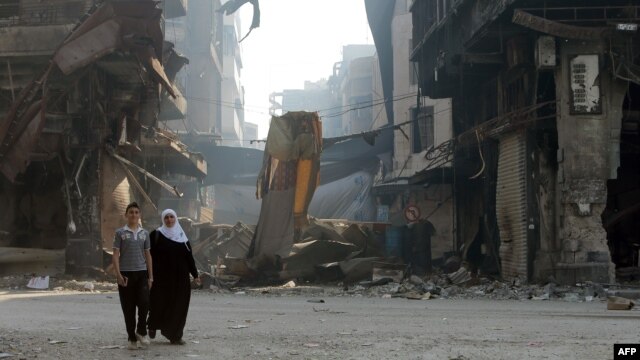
[553,40,626,284]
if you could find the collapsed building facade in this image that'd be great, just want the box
[0,0,206,275]
[409,0,640,284]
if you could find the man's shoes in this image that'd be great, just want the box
[136,333,151,347]
[170,339,186,345]
[127,341,138,350]
[148,329,156,339]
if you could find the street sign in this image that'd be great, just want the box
[617,23,638,32]
[404,205,421,223]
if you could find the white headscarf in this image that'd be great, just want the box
[158,209,188,243]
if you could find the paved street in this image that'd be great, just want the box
[0,290,638,359]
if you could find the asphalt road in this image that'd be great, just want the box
[0,290,638,359]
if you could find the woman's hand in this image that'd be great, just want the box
[194,277,201,286]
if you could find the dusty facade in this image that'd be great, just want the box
[365,0,455,271]
[410,0,640,283]
[0,0,206,275]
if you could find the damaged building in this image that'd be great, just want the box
[366,0,455,274]
[0,0,206,275]
[409,0,640,284]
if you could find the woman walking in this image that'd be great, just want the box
[148,209,200,345]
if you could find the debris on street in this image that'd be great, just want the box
[26,276,49,290]
[607,296,636,310]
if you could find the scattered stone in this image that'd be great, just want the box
[563,293,581,302]
[607,296,635,310]
[441,285,461,298]
[228,325,249,329]
[404,292,423,300]
[83,282,94,291]
[409,275,424,285]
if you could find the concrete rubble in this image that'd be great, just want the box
[0,275,116,292]
[3,220,640,308]
[179,219,640,305]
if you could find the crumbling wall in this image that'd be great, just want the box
[554,40,626,284]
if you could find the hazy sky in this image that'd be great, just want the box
[238,0,373,138]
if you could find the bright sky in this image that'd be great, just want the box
[238,0,373,138]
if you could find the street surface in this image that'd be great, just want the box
[0,290,638,359]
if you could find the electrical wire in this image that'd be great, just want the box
[321,94,418,118]
[468,130,485,179]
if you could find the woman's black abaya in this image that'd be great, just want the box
[148,230,198,342]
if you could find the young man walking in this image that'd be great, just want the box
[113,202,153,350]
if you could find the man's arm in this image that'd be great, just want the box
[112,248,126,286]
[144,249,153,289]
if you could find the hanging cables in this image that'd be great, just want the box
[469,130,486,180]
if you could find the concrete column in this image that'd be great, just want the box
[553,39,625,284]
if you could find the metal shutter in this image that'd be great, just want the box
[496,131,528,280]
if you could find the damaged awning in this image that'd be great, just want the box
[372,179,413,195]
[140,128,207,179]
[512,9,610,40]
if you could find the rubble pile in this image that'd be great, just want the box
[0,275,116,292]
[341,273,615,302]
[192,223,255,271]
[3,220,639,308]
[192,219,387,284]
[187,220,640,305]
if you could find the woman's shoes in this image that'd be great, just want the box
[170,339,186,345]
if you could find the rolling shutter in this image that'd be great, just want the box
[496,131,528,279]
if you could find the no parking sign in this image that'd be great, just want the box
[404,205,421,223]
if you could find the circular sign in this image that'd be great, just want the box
[404,205,421,223]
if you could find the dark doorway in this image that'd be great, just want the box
[604,83,640,280]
